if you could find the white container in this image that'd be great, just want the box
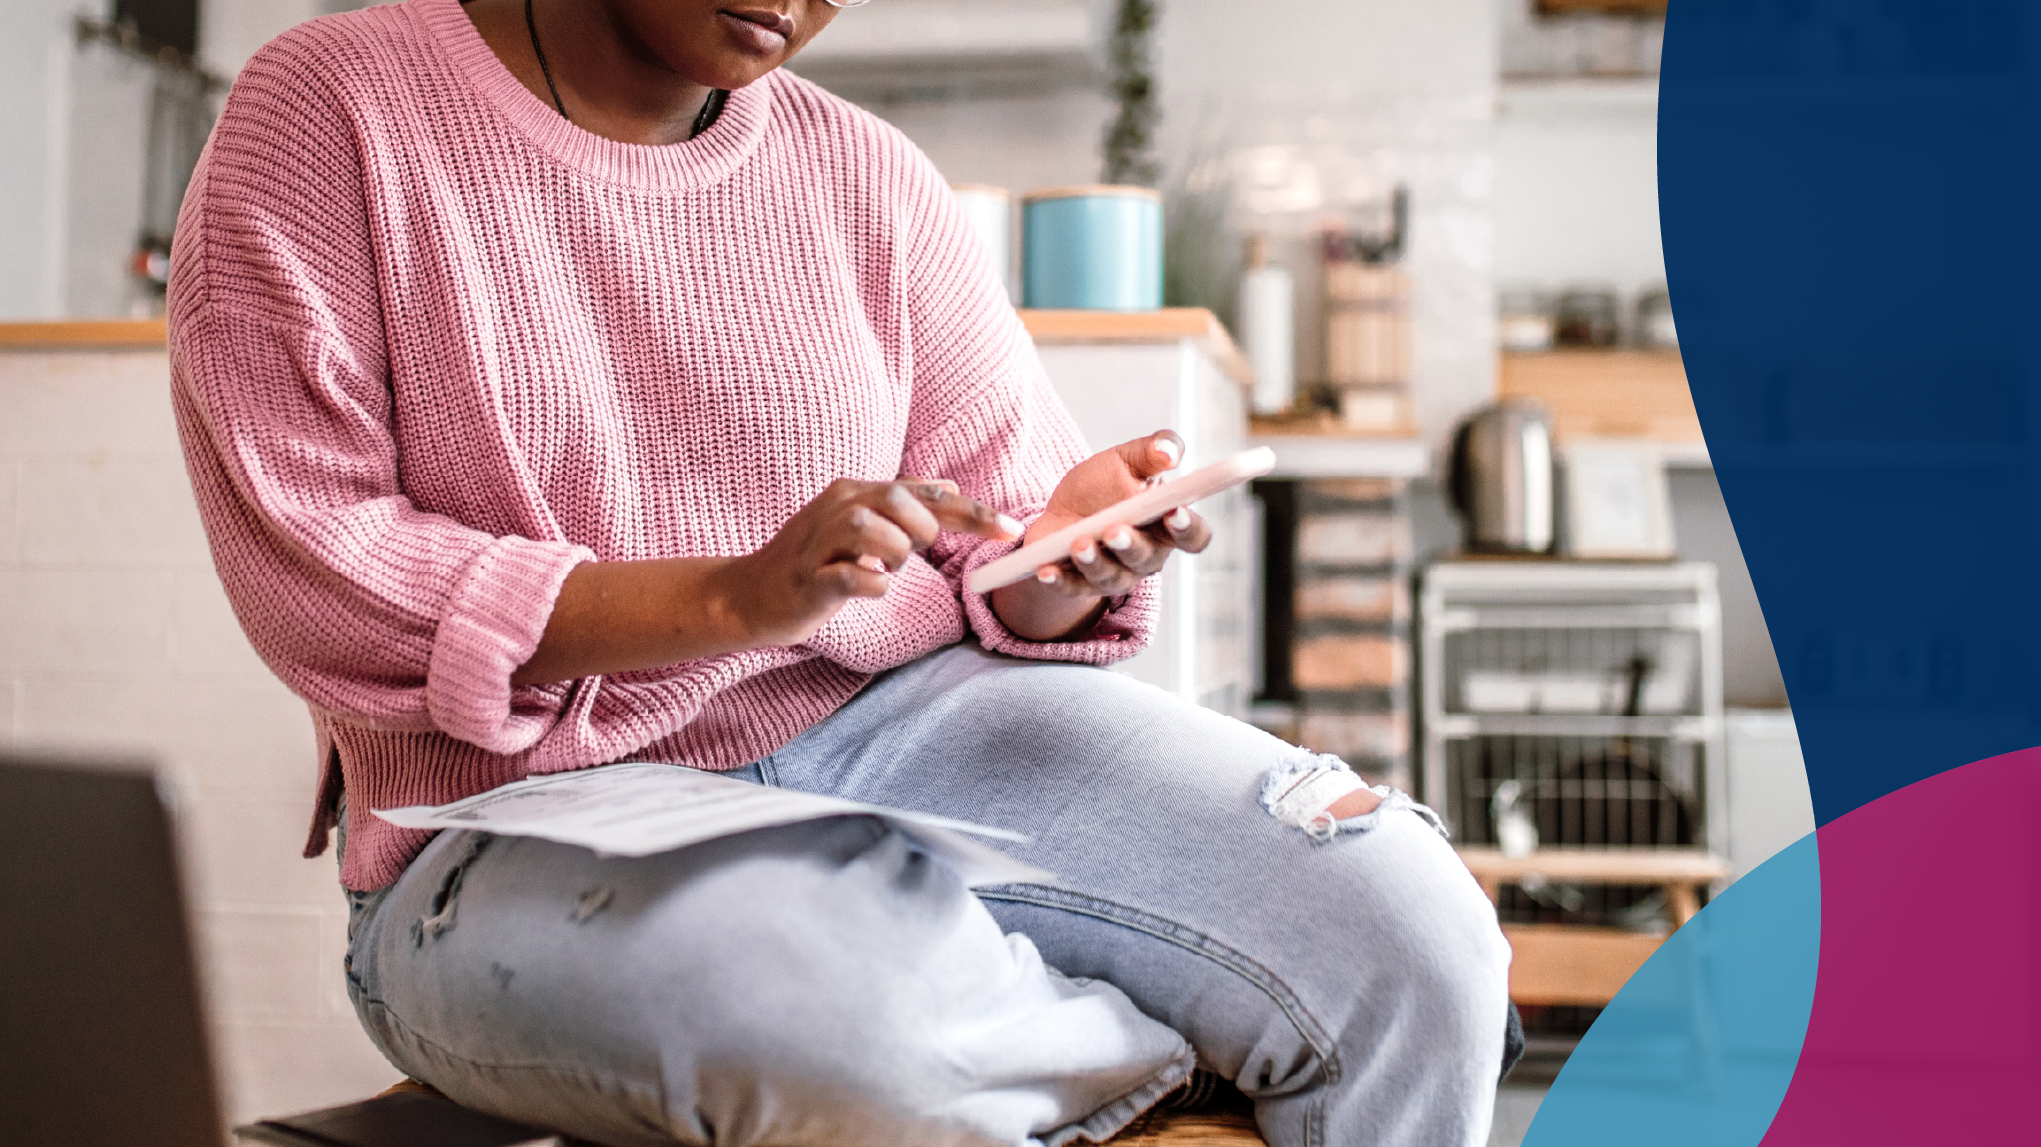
[950,183,1014,300]
[1498,286,1556,351]
[1534,673,1619,714]
[1463,671,1619,714]
[1462,670,1535,713]
[1462,659,1696,717]
[1239,236,1295,414]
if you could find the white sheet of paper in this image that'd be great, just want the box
[374,762,1053,888]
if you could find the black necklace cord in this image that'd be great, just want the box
[691,89,728,139]
[524,0,728,139]
[525,0,569,120]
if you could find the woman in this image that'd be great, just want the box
[168,0,1511,1143]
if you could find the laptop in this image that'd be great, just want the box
[0,753,559,1147]
[0,752,224,1147]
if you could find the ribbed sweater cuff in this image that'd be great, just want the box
[426,535,595,752]
[958,540,1157,665]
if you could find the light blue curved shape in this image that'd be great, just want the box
[1521,833,1820,1146]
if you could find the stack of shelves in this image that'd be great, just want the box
[1417,561,1728,1007]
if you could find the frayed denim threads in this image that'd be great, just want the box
[1257,754,1448,842]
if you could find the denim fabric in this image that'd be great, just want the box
[341,643,1510,1147]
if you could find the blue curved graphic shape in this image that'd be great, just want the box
[1546,5,2041,1138]
[1660,1,2041,825]
[1522,835,1819,1146]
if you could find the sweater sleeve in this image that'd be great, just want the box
[892,154,1157,664]
[167,38,592,754]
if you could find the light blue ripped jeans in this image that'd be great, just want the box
[341,643,1511,1147]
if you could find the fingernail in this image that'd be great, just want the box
[1072,541,1097,564]
[1168,506,1192,530]
[1037,568,1060,585]
[996,513,1025,537]
[1154,437,1181,466]
[1105,528,1134,551]
[857,554,888,574]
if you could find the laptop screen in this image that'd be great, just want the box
[0,753,225,1147]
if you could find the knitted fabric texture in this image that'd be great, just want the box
[167,0,1155,890]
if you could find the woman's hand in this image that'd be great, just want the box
[513,479,1017,686]
[989,431,1214,643]
[716,478,1021,647]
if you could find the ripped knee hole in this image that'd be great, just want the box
[1260,758,1386,841]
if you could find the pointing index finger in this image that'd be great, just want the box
[899,478,1022,541]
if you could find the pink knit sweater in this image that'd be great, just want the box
[168,0,1153,890]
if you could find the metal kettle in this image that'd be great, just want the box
[1448,399,1555,554]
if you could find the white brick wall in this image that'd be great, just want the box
[1154,0,1499,450]
[0,347,397,1129]
[802,0,1501,451]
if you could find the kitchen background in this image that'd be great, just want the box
[0,0,1811,1142]
[1,0,1786,708]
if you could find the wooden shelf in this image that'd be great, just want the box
[1463,845,1727,966]
[0,318,167,349]
[1465,848,1726,1006]
[1502,924,1665,1007]
[1500,349,1701,447]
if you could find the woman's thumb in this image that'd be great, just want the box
[1116,430,1184,480]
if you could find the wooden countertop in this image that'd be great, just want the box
[1019,307,1253,389]
[2,309,1258,386]
[0,318,167,349]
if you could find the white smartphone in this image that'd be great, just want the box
[966,446,1277,594]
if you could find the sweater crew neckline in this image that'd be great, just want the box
[417,0,773,192]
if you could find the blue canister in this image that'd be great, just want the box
[1021,185,1163,310]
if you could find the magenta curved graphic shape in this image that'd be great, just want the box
[1760,748,2041,1143]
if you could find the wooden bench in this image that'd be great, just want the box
[1459,847,1730,1006]
[1111,1108,1264,1145]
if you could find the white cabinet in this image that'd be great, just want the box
[1024,310,1254,717]
[1724,709,1814,881]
